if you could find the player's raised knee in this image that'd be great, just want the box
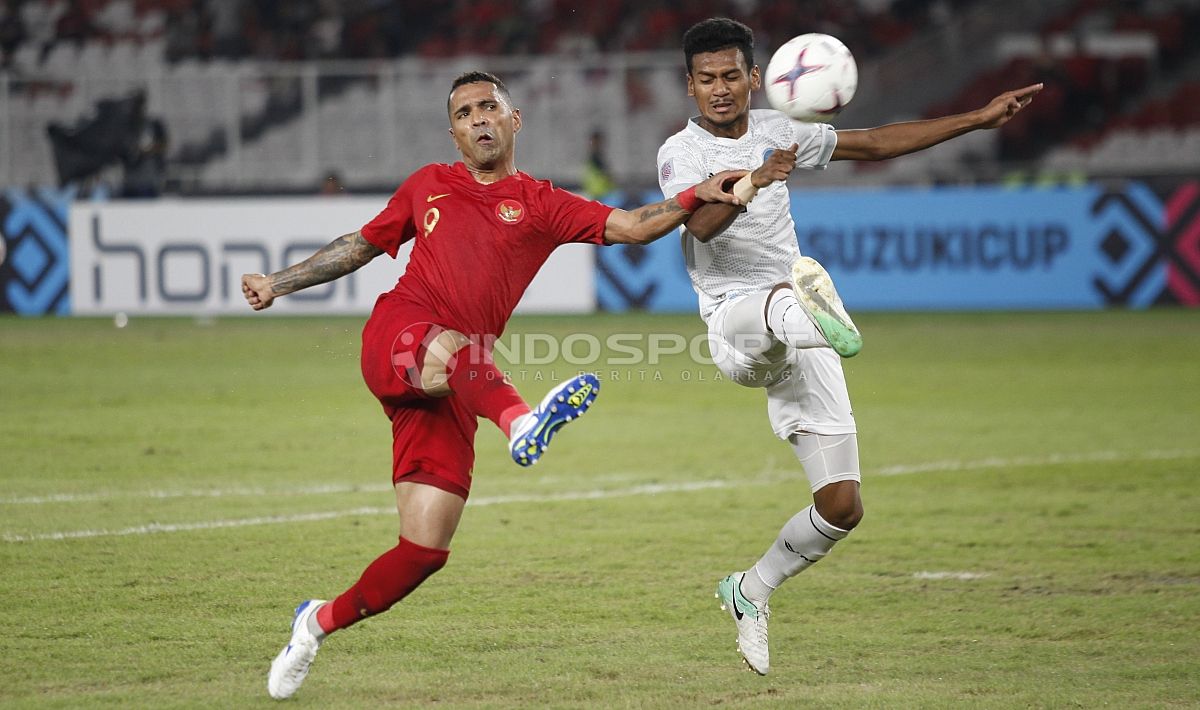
[813,481,864,530]
[825,500,863,531]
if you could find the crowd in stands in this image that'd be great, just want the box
[4,0,1199,188]
[1,0,972,70]
[926,0,1200,164]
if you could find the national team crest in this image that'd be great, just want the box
[660,159,674,183]
[496,199,525,224]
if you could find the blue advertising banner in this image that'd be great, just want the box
[3,181,1197,314]
[0,187,73,315]
[796,185,1102,309]
[594,190,698,312]
[597,181,1200,312]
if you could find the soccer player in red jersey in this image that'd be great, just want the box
[243,71,746,700]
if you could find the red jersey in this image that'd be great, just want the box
[361,162,613,337]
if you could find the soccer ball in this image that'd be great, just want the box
[763,34,858,122]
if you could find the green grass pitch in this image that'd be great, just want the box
[1,311,1198,708]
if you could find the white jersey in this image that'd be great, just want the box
[657,109,836,321]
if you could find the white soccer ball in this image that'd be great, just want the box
[763,33,858,122]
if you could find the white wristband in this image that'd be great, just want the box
[732,173,759,204]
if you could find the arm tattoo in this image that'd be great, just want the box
[634,199,686,224]
[268,230,383,296]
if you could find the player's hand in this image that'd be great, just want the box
[975,83,1043,129]
[242,273,276,311]
[751,143,799,187]
[696,169,751,205]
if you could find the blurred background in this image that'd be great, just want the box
[0,0,1198,315]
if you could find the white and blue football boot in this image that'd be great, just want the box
[267,599,325,700]
[509,373,600,466]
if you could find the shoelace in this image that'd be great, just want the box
[753,605,770,645]
[285,640,315,680]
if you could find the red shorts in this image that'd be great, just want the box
[361,297,475,500]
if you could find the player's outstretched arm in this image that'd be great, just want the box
[605,169,747,245]
[831,83,1043,162]
[685,143,800,242]
[241,230,383,311]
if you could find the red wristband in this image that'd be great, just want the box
[675,186,703,213]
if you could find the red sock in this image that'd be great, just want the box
[316,536,449,634]
[446,346,529,437]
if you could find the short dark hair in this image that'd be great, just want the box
[447,71,512,113]
[682,17,755,74]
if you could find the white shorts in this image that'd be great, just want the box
[708,292,857,440]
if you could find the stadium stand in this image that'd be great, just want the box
[922,0,1200,168]
[0,0,952,68]
[0,0,1197,192]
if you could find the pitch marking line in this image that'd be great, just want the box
[3,449,1197,543]
[2,481,731,543]
[913,571,990,581]
[873,448,1198,477]
[0,483,396,506]
[0,472,656,505]
[3,449,1195,507]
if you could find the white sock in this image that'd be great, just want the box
[507,412,534,442]
[738,566,776,606]
[305,605,328,641]
[741,505,849,606]
[765,289,828,349]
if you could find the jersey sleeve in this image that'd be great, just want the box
[542,186,614,246]
[792,122,837,170]
[360,178,418,258]
[656,139,706,199]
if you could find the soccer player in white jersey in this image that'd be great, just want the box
[658,17,1041,675]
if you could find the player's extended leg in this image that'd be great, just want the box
[267,483,463,700]
[743,435,863,597]
[419,328,530,435]
[765,257,862,358]
[718,432,862,675]
[420,328,600,467]
[710,291,790,388]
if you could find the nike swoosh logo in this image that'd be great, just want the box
[427,193,450,202]
[731,582,745,620]
[785,541,816,564]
